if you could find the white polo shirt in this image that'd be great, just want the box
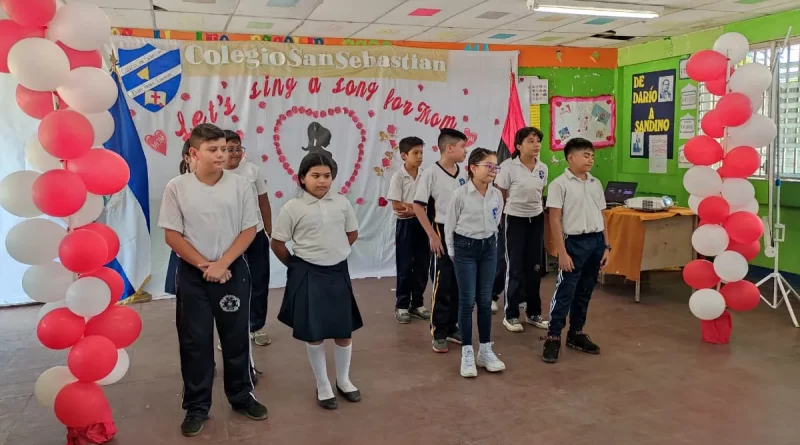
[228,161,268,231]
[444,181,504,257]
[546,170,606,236]
[271,191,359,266]
[387,165,423,220]
[158,171,259,262]
[495,157,548,217]
[413,162,467,225]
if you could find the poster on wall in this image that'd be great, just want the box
[648,134,668,173]
[549,95,615,151]
[678,144,692,168]
[630,69,676,159]
[528,77,548,105]
[679,114,696,140]
[680,83,697,110]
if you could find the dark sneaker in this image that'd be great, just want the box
[181,416,206,437]
[432,338,449,353]
[542,336,561,364]
[446,330,462,345]
[526,315,549,330]
[236,401,268,421]
[395,308,411,324]
[409,306,431,320]
[251,366,263,386]
[567,331,600,355]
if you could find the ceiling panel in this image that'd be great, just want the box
[635,0,717,7]
[105,8,155,29]
[516,32,589,46]
[504,12,586,32]
[552,16,642,34]
[438,0,535,29]
[307,0,406,23]
[227,16,303,35]
[65,0,151,8]
[752,0,800,14]
[376,0,484,26]
[612,21,676,37]
[700,0,797,13]
[154,0,238,14]
[406,27,485,42]
[290,20,369,37]
[463,29,543,44]
[236,0,324,19]
[349,24,430,40]
[155,11,229,32]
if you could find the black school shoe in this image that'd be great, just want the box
[446,330,462,345]
[567,331,600,355]
[181,415,206,437]
[336,382,361,403]
[542,336,561,364]
[317,390,338,410]
[236,401,269,421]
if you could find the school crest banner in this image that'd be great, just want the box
[110,36,528,293]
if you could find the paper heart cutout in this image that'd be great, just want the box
[464,128,478,148]
[221,81,228,89]
[275,190,283,198]
[236,130,244,140]
[554,139,562,145]
[261,154,268,162]
[180,93,190,101]
[144,130,167,155]
[494,119,500,126]
[463,88,469,95]
[381,158,391,168]
[378,197,388,207]
[356,198,365,205]
[256,126,264,134]
[232,115,239,123]
[555,101,563,107]
[432,145,439,152]
[606,99,612,104]
[462,115,469,123]
[258,101,266,109]
[606,136,613,141]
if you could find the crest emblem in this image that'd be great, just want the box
[458,178,466,186]
[219,295,241,313]
[538,169,545,180]
[118,44,182,112]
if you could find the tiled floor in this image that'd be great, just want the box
[1,273,800,445]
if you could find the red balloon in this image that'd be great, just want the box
[38,110,94,160]
[59,229,108,274]
[701,110,725,139]
[728,239,761,262]
[0,20,45,72]
[54,381,112,427]
[684,135,724,166]
[720,280,760,312]
[683,259,720,289]
[82,267,124,306]
[16,85,56,120]
[78,223,119,264]
[705,78,727,96]
[66,149,130,195]
[722,146,760,179]
[85,305,142,349]
[67,335,118,382]
[1,0,56,28]
[723,211,764,244]
[697,196,730,224]
[717,93,753,127]
[56,42,102,70]
[686,50,729,82]
[37,307,86,350]
[31,169,87,217]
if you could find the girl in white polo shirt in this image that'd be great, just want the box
[495,127,550,333]
[445,148,506,378]
[271,153,363,410]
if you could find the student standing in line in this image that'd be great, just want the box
[444,148,506,378]
[165,141,194,295]
[271,153,363,410]
[544,137,609,364]
[223,130,273,347]
[158,124,267,437]
[387,136,431,324]
[413,128,468,353]
[495,127,550,333]
[490,228,505,314]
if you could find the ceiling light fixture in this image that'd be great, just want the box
[527,0,662,19]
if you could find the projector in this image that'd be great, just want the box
[624,196,674,212]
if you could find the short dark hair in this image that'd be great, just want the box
[467,147,496,178]
[564,137,594,158]
[437,128,466,151]
[398,136,424,154]
[297,152,338,191]
[511,127,544,159]
[179,140,191,174]
[224,129,241,143]
[189,123,226,150]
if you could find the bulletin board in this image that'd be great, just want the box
[549,95,616,151]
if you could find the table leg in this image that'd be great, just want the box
[635,280,641,303]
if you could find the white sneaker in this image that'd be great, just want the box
[460,345,478,378]
[491,301,498,314]
[503,318,524,333]
[477,342,506,372]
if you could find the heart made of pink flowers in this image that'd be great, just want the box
[273,106,368,194]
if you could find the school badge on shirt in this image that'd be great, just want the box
[220,295,241,313]
[459,178,466,185]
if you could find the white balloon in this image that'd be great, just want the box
[730,198,759,215]
[37,300,67,321]
[728,113,777,148]
[713,32,749,64]
[714,250,749,283]
[25,136,63,172]
[34,366,76,408]
[6,218,66,265]
[0,170,41,217]
[721,178,755,207]
[81,111,115,146]
[683,166,723,198]
[692,224,730,257]
[689,289,727,321]
[66,277,111,318]
[97,349,130,386]
[688,194,704,214]
[64,193,104,228]
[730,63,771,104]
[48,4,110,52]
[23,262,75,304]
[57,68,118,114]
[7,38,70,92]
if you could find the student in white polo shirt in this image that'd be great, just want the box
[495,127,550,333]
[223,130,273,347]
[544,137,609,364]
[387,136,431,324]
[158,124,268,437]
[413,128,468,353]
[271,153,363,411]
[444,148,506,378]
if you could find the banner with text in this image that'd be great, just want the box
[630,69,675,159]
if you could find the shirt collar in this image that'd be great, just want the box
[301,190,334,204]
[401,164,421,178]
[564,169,595,183]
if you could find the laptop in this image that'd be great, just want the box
[605,181,637,208]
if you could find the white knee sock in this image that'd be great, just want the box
[306,343,333,400]
[333,343,358,392]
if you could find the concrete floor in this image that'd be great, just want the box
[1,273,799,445]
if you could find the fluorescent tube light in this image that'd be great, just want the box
[529,0,662,19]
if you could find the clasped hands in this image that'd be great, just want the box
[198,261,232,283]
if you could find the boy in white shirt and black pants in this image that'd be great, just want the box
[544,138,609,364]
[413,129,468,353]
[387,136,431,324]
[159,124,268,436]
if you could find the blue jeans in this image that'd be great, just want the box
[453,233,498,347]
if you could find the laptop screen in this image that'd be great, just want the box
[605,181,637,203]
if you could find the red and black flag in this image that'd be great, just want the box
[497,72,526,164]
